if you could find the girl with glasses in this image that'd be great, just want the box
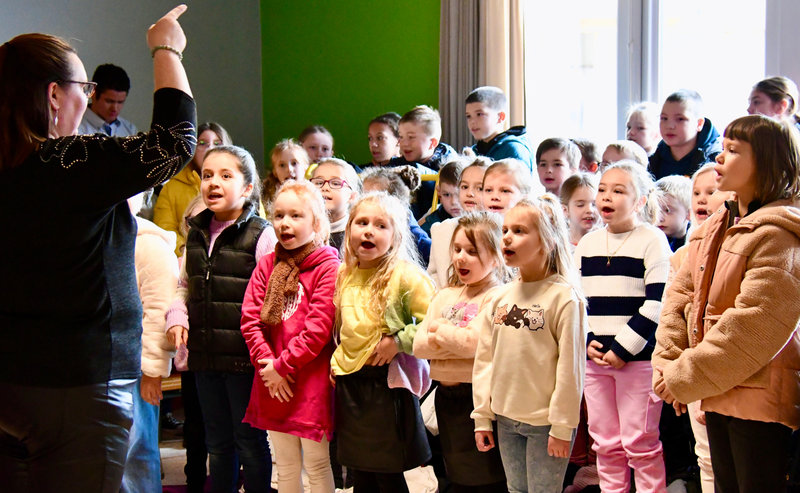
[310,158,361,254]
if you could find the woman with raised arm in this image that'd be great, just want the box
[0,5,196,492]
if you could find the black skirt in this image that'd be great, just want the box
[335,364,431,473]
[435,383,507,486]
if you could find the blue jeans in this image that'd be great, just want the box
[194,371,271,493]
[496,416,573,493]
[0,379,135,493]
[120,377,161,493]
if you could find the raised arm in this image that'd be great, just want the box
[147,5,192,96]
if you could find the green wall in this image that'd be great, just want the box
[261,1,441,168]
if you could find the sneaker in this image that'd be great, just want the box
[162,412,184,431]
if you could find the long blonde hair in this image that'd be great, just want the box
[335,192,424,323]
[510,194,584,297]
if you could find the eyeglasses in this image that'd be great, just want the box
[310,178,350,190]
[60,80,97,98]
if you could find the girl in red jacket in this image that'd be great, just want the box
[241,180,340,492]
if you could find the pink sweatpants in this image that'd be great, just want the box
[584,360,666,493]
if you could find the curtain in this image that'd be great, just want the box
[438,0,480,152]
[480,0,525,127]
[439,0,526,152]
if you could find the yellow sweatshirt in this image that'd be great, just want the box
[331,261,434,375]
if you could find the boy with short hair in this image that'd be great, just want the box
[536,137,581,196]
[466,86,534,170]
[571,138,600,173]
[648,89,722,179]
[418,159,464,235]
[655,174,692,251]
[389,105,456,218]
[78,63,137,137]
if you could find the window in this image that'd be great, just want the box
[523,1,619,147]
[659,0,766,131]
[523,0,768,147]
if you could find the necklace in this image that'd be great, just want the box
[606,227,636,267]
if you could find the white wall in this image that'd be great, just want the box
[766,0,800,85]
[0,0,265,164]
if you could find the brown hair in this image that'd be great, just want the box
[570,138,600,165]
[446,211,509,287]
[198,121,232,146]
[0,33,76,170]
[753,76,800,123]
[536,137,581,169]
[664,89,704,117]
[361,165,421,204]
[298,124,333,144]
[465,86,508,112]
[723,115,800,204]
[192,121,233,169]
[438,158,465,187]
[204,145,262,210]
[369,112,401,137]
[559,172,597,206]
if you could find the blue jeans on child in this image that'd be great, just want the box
[496,415,572,493]
[120,377,161,493]
[194,371,271,493]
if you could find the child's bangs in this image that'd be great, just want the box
[723,116,759,144]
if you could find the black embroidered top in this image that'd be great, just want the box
[0,88,196,387]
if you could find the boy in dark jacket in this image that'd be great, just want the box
[419,159,465,236]
[649,89,722,179]
[388,105,456,219]
[466,86,534,171]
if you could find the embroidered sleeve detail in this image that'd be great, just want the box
[39,135,92,169]
[40,121,196,184]
[119,122,196,183]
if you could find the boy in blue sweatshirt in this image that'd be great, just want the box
[648,89,721,179]
[466,86,534,171]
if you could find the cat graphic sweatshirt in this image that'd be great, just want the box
[471,275,588,441]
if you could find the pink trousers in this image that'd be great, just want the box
[584,360,666,493]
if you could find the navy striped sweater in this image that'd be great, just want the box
[574,224,671,362]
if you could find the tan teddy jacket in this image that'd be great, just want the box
[654,199,800,429]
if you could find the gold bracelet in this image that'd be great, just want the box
[151,45,183,60]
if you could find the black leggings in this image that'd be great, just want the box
[351,469,408,493]
[705,411,792,493]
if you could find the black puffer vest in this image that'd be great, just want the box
[185,205,267,373]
